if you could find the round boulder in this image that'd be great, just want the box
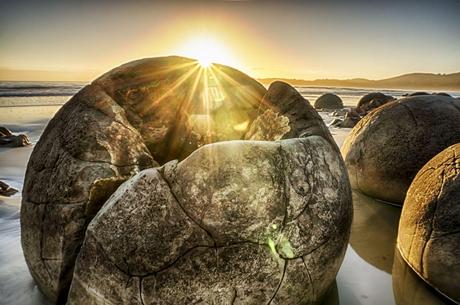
[341,95,460,204]
[356,92,394,113]
[357,92,393,108]
[66,81,352,304]
[21,56,267,303]
[407,91,429,97]
[314,93,343,109]
[434,92,452,97]
[397,143,460,303]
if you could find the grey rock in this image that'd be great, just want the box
[246,81,336,148]
[342,95,460,204]
[397,143,460,303]
[314,93,343,110]
[21,56,266,303]
[68,137,351,305]
[67,81,352,305]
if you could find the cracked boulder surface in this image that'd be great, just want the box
[341,95,460,204]
[397,143,460,303]
[66,81,352,305]
[20,56,267,304]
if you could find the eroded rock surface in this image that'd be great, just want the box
[397,143,460,303]
[66,81,352,304]
[20,56,266,303]
[341,95,460,204]
[68,137,352,305]
[246,81,336,148]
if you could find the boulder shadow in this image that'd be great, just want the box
[348,191,401,273]
[392,250,456,305]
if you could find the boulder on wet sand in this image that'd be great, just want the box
[66,81,352,305]
[20,56,267,303]
[397,143,460,303]
[329,93,394,129]
[356,92,394,109]
[0,126,31,147]
[314,93,343,109]
[342,95,460,204]
[356,93,394,113]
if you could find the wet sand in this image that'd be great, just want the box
[0,106,451,305]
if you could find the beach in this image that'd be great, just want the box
[0,83,457,305]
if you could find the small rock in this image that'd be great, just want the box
[0,127,31,147]
[0,180,19,197]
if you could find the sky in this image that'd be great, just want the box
[0,0,459,81]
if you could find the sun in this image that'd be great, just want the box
[176,36,237,68]
[198,56,212,68]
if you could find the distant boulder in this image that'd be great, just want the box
[434,92,452,97]
[342,95,460,204]
[357,92,394,111]
[398,143,460,303]
[314,93,343,109]
[407,92,429,97]
[357,92,393,108]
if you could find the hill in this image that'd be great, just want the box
[259,73,460,90]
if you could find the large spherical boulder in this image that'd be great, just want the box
[66,81,352,304]
[397,143,460,303]
[22,58,352,304]
[314,93,343,109]
[341,95,460,204]
[21,56,267,303]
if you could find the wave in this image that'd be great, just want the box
[0,81,85,97]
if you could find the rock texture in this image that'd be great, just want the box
[314,93,343,109]
[246,81,336,147]
[66,81,352,304]
[21,56,267,303]
[342,95,460,204]
[397,143,460,303]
